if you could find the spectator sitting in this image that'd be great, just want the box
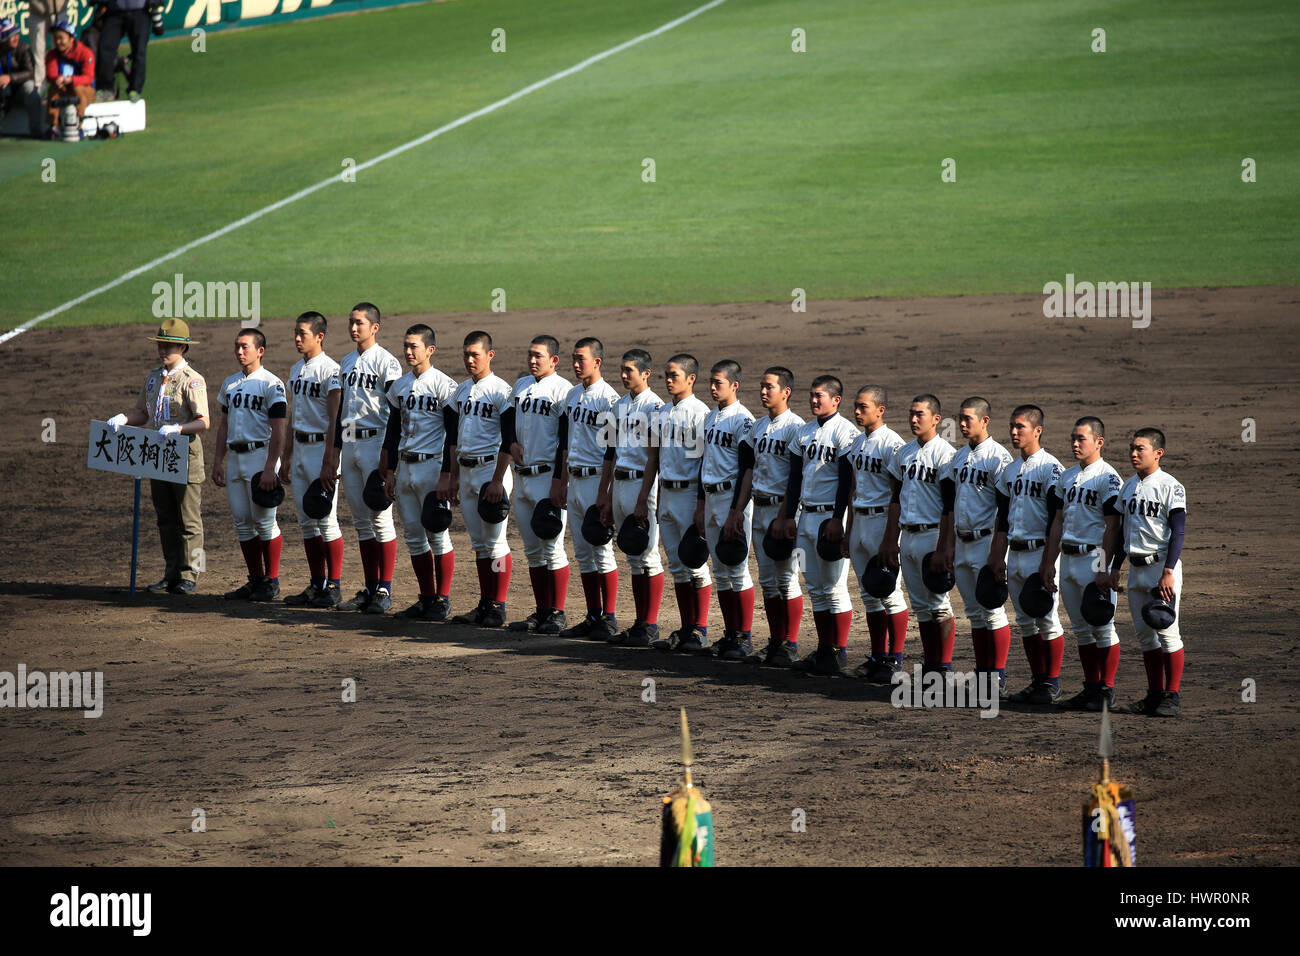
[44,18,95,139]
[1,16,43,138]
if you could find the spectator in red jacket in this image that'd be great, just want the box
[44,19,94,137]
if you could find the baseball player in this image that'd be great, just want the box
[934,398,1014,691]
[278,312,343,608]
[597,349,665,644]
[324,303,403,614]
[843,385,909,681]
[552,337,620,640]
[1109,428,1187,717]
[505,335,573,634]
[212,328,288,602]
[379,324,458,622]
[878,395,958,672]
[988,405,1066,704]
[639,354,712,653]
[697,360,756,658]
[105,318,210,595]
[775,375,858,675]
[1040,416,1124,710]
[729,367,804,666]
[445,331,515,628]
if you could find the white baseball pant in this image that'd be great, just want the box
[291,440,341,542]
[512,468,568,570]
[1060,551,1117,647]
[226,446,282,543]
[705,491,752,591]
[1127,559,1183,653]
[394,457,452,557]
[1007,546,1063,639]
[899,528,953,624]
[612,477,662,575]
[752,501,800,599]
[658,486,711,588]
[340,434,395,543]
[954,534,1008,629]
[794,509,850,613]
[460,460,513,560]
[567,472,616,574]
[849,511,907,614]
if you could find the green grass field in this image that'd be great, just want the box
[2,0,1297,331]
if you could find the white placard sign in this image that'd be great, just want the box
[87,421,190,485]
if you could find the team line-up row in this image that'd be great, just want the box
[107,306,1189,719]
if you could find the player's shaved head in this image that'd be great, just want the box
[575,337,604,360]
[236,327,266,351]
[858,384,887,407]
[1134,426,1165,450]
[406,324,435,348]
[1012,404,1044,428]
[811,375,842,398]
[711,360,741,384]
[1075,416,1105,439]
[913,393,941,416]
[668,354,699,379]
[765,366,794,391]
[351,302,380,326]
[623,349,652,374]
[960,396,991,420]
[296,311,327,336]
[464,330,493,351]
[531,334,560,357]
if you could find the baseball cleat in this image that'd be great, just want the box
[1007,680,1040,703]
[998,675,1009,699]
[762,640,799,667]
[396,598,431,620]
[678,628,710,654]
[585,615,618,642]
[652,628,686,652]
[224,580,258,600]
[1085,686,1117,712]
[168,580,197,596]
[1057,685,1096,711]
[619,621,657,647]
[608,620,636,644]
[560,614,599,638]
[363,588,392,614]
[792,646,848,676]
[1124,692,1160,715]
[479,602,507,629]
[866,659,903,684]
[147,578,174,595]
[534,609,566,635]
[425,595,451,622]
[711,629,739,658]
[1027,681,1063,705]
[337,589,371,612]
[451,601,489,625]
[1154,691,1181,717]
[719,633,753,661]
[312,584,343,609]
[284,585,322,607]
[249,577,281,602]
[507,610,543,632]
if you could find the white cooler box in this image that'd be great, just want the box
[81,98,147,135]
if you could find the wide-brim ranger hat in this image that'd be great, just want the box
[148,318,198,344]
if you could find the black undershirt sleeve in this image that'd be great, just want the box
[554,415,569,474]
[500,408,517,451]
[995,491,1010,533]
[832,457,852,521]
[731,441,754,510]
[382,413,401,461]
[1045,487,1062,520]
[783,452,803,518]
[441,407,459,473]
[1110,513,1127,569]
[1165,509,1186,568]
[940,477,955,514]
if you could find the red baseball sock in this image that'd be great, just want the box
[581,572,602,615]
[764,594,786,642]
[867,610,888,658]
[303,536,326,579]
[379,539,397,582]
[1021,633,1041,675]
[529,565,550,611]
[674,582,694,630]
[1163,648,1184,692]
[939,618,955,664]
[888,610,909,655]
[239,538,263,579]
[737,587,755,632]
[785,596,803,643]
[476,558,493,603]
[717,588,736,630]
[325,536,344,580]
[1098,643,1121,688]
[693,584,712,628]
[1079,643,1101,683]
[631,574,649,623]
[1042,635,1064,679]
[358,539,379,585]
[411,552,436,596]
[645,573,664,625]
[990,624,1011,670]
[811,610,830,648]
[832,610,852,649]
[434,550,454,597]
[600,570,618,615]
[918,621,939,664]
[492,552,512,603]
[970,627,988,669]
[1142,649,1165,692]
[263,534,282,579]
[551,566,569,610]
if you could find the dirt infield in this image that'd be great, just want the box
[1,288,1296,866]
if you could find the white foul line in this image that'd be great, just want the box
[0,0,729,346]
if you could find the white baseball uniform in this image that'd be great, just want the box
[387,365,458,558]
[847,423,907,614]
[1119,469,1186,652]
[287,352,341,541]
[337,344,402,542]
[218,367,287,543]
[701,401,755,591]
[788,414,858,613]
[747,408,804,600]
[998,448,1065,639]
[610,388,665,576]
[890,434,957,623]
[563,378,620,575]
[452,373,514,561]
[511,371,573,571]
[948,436,1013,628]
[1055,459,1123,646]
[656,394,710,588]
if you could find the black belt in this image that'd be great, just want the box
[1010,538,1045,552]
[1062,542,1097,555]
[662,479,695,490]
[803,503,834,514]
[459,453,496,468]
[401,451,439,463]
[294,431,326,444]
[514,463,552,477]
[703,480,734,494]
[855,505,887,516]
[353,427,380,440]
[957,528,993,542]
[614,468,644,481]
[902,523,938,533]
[568,465,599,478]
[227,441,266,453]
[1131,551,1165,567]
[754,494,782,507]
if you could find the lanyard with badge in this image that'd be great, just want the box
[155,361,188,424]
